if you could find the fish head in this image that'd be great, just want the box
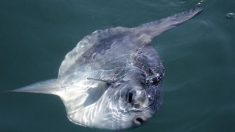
[104,65,163,129]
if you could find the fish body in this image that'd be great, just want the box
[14,6,203,130]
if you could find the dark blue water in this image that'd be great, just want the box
[0,0,235,132]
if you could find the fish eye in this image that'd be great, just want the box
[128,92,133,103]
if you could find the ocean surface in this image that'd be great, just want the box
[0,0,234,132]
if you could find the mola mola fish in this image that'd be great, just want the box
[13,5,203,130]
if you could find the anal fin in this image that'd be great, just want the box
[12,79,61,95]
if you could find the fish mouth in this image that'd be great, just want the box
[133,116,147,125]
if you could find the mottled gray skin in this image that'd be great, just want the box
[59,28,165,128]
[14,5,203,130]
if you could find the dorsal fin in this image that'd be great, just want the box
[132,5,203,39]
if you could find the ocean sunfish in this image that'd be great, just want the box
[13,6,203,130]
